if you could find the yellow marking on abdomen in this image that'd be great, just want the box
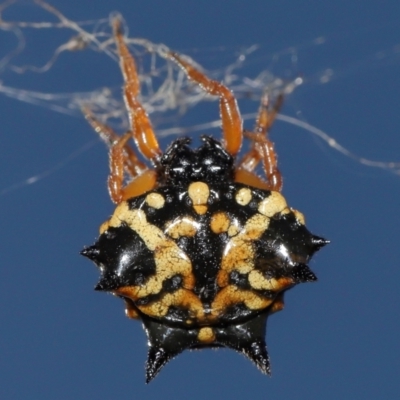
[108,202,195,296]
[145,192,165,209]
[235,187,252,206]
[197,327,216,343]
[188,181,210,215]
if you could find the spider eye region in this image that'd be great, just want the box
[161,136,235,186]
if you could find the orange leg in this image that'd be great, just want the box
[237,94,284,192]
[83,107,156,204]
[108,133,131,203]
[83,20,162,204]
[83,107,147,178]
[107,132,157,203]
[234,168,270,190]
[167,52,243,157]
[112,19,162,162]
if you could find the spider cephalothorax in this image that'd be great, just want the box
[160,136,235,185]
[81,19,328,383]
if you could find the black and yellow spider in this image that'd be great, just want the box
[81,19,328,383]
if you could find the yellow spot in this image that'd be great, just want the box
[197,327,215,343]
[235,187,252,206]
[164,216,198,239]
[281,207,291,216]
[241,213,270,240]
[258,191,288,217]
[248,270,293,291]
[188,182,210,205]
[211,286,273,318]
[210,212,230,234]
[292,209,306,225]
[227,219,240,237]
[131,288,204,321]
[188,181,209,214]
[145,192,165,209]
[99,220,110,234]
[193,205,208,215]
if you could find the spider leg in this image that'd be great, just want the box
[167,52,243,156]
[237,94,284,192]
[83,108,156,204]
[83,107,147,178]
[112,19,162,162]
[107,132,157,203]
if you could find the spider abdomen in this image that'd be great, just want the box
[82,177,326,381]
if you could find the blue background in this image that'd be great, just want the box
[1,1,400,399]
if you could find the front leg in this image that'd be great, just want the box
[167,52,243,157]
[238,94,284,192]
[112,18,162,162]
[107,133,157,203]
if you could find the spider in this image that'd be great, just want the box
[81,19,328,383]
